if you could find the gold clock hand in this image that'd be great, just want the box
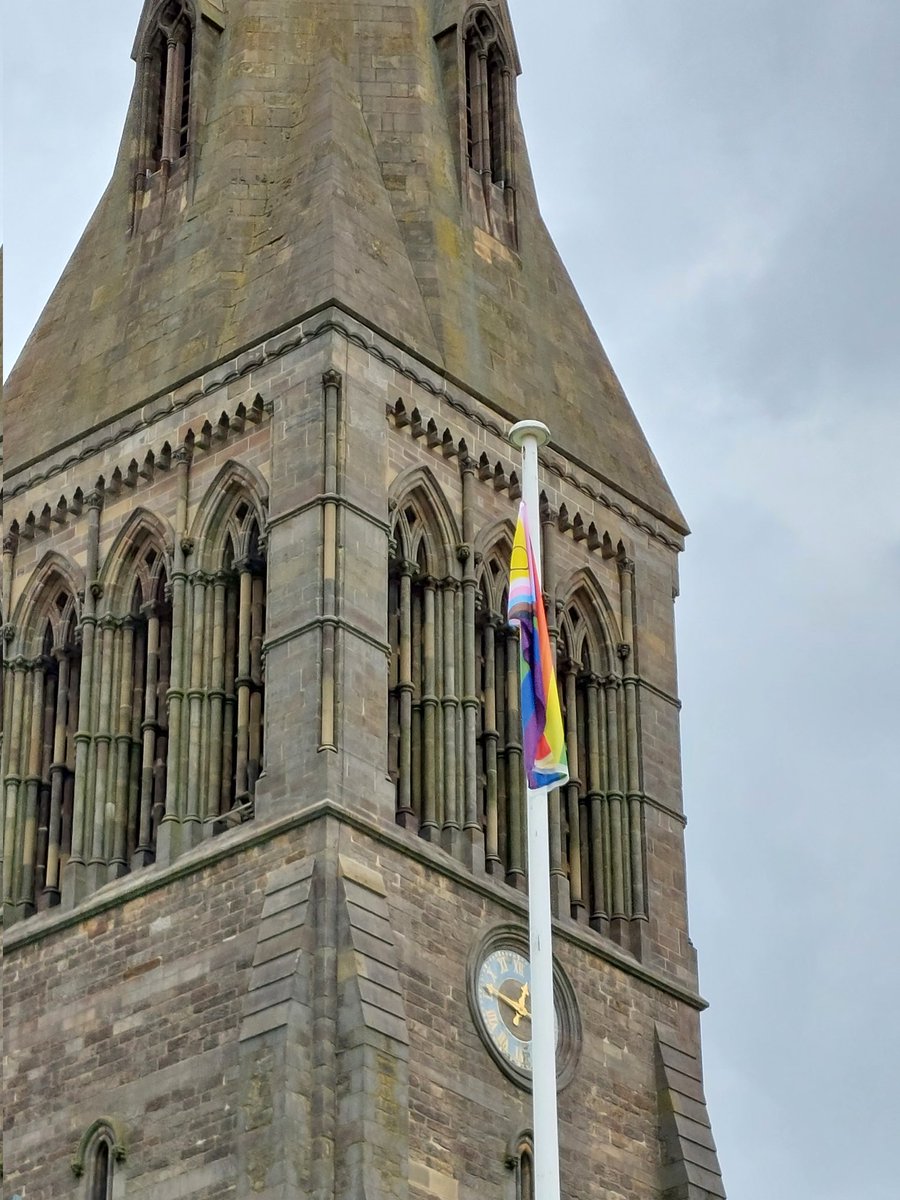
[484,983,532,1024]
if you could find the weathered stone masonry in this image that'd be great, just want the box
[2,2,725,1198]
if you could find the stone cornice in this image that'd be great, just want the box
[4,303,687,550]
[2,797,705,1011]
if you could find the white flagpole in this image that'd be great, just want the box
[509,420,560,1200]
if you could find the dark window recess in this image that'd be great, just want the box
[152,32,167,168]
[179,34,192,157]
[145,4,193,173]
[92,1140,111,1200]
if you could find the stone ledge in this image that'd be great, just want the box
[2,798,708,1011]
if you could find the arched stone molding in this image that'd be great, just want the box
[474,516,515,566]
[556,567,623,675]
[462,4,516,71]
[189,459,269,572]
[132,0,199,56]
[388,466,465,851]
[71,1116,128,1176]
[177,460,269,839]
[65,508,176,892]
[98,508,174,616]
[554,569,646,945]
[72,1116,128,1200]
[505,1128,535,1200]
[461,3,518,243]
[389,464,462,581]
[9,551,84,658]
[473,524,527,888]
[2,553,84,920]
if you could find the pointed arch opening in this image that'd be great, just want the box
[464,7,510,183]
[554,574,640,936]
[73,1117,127,1200]
[190,467,269,824]
[388,473,462,842]
[463,5,517,243]
[123,542,172,869]
[507,1131,535,1200]
[98,515,174,874]
[3,562,82,916]
[475,532,526,887]
[140,1,195,176]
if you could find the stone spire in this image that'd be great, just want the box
[5,0,685,532]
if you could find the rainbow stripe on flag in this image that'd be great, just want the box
[508,503,569,791]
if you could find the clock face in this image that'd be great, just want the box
[476,947,536,1075]
[469,926,581,1091]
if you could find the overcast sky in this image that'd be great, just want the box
[4,3,900,1198]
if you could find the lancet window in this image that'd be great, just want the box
[555,588,646,933]
[180,475,268,834]
[1,572,81,918]
[206,502,267,818]
[143,1,194,174]
[476,542,526,887]
[508,1133,535,1200]
[464,8,512,186]
[388,486,467,849]
[122,554,173,869]
[91,1137,112,1200]
[73,1119,123,1200]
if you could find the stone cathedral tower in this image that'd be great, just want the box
[2,3,726,1199]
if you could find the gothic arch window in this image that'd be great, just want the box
[190,469,269,825]
[475,536,526,887]
[464,8,511,184]
[72,1118,126,1200]
[213,500,267,817]
[507,1131,535,1200]
[125,549,172,868]
[2,566,81,917]
[95,520,174,876]
[91,1138,112,1200]
[556,592,612,926]
[388,477,462,845]
[554,580,646,938]
[140,1,194,175]
[461,7,517,245]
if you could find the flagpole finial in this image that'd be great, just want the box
[509,420,551,450]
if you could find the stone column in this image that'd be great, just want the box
[460,456,482,868]
[605,672,628,943]
[585,673,608,935]
[109,618,135,879]
[420,577,439,843]
[3,658,29,921]
[505,624,525,889]
[441,577,461,858]
[619,558,647,931]
[86,614,118,890]
[44,648,73,903]
[205,571,228,824]
[319,370,341,753]
[17,658,47,916]
[137,600,164,863]
[158,445,191,865]
[395,559,416,830]
[482,615,502,875]
[563,662,584,921]
[185,573,208,843]
[63,491,103,907]
[0,531,17,772]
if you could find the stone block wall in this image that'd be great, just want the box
[3,809,711,1200]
